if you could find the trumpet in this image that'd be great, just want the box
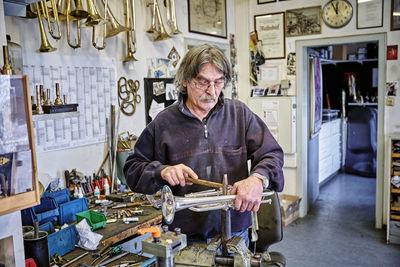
[161,186,274,224]
[153,0,171,41]
[35,1,57,53]
[69,0,89,19]
[66,0,81,48]
[123,0,137,62]
[41,0,62,40]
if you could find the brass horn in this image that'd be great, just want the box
[161,186,274,224]
[153,0,171,42]
[100,0,129,38]
[84,0,107,27]
[35,2,57,53]
[70,0,88,19]
[166,0,181,35]
[20,4,37,19]
[42,0,62,39]
[92,0,108,49]
[66,0,81,49]
[123,0,137,62]
[145,0,157,33]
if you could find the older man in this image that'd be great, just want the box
[124,44,284,244]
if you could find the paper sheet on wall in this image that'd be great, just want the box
[23,54,117,152]
[0,0,6,46]
[262,100,279,141]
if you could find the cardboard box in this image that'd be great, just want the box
[279,194,301,226]
[331,45,347,60]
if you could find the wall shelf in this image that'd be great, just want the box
[320,58,378,65]
[32,111,80,122]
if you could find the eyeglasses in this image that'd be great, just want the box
[192,78,225,91]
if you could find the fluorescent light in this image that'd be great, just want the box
[394,12,400,16]
[358,0,373,3]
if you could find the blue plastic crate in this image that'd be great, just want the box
[38,222,55,233]
[58,197,88,225]
[21,198,59,226]
[47,224,78,258]
[43,189,71,205]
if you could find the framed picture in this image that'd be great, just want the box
[254,12,286,60]
[387,45,398,60]
[286,6,322,37]
[391,0,400,31]
[188,0,227,38]
[257,0,276,4]
[0,75,39,216]
[357,0,383,29]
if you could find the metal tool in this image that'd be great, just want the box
[60,251,88,267]
[98,251,129,266]
[96,245,123,266]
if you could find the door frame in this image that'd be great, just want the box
[296,33,386,228]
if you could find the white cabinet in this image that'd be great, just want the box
[318,119,342,184]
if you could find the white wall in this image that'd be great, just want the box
[2,0,235,181]
[0,211,25,267]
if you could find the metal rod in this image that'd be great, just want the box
[60,252,89,267]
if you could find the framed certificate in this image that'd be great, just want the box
[357,0,383,29]
[254,12,286,60]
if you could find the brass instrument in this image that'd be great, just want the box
[84,0,107,27]
[91,0,108,49]
[100,0,129,38]
[20,4,37,19]
[145,0,157,33]
[70,0,89,19]
[123,0,137,62]
[35,2,57,53]
[166,0,181,35]
[153,0,171,41]
[41,0,62,40]
[1,45,13,74]
[66,0,81,49]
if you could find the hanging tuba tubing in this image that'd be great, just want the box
[161,185,274,224]
[168,0,181,35]
[66,0,81,49]
[123,0,137,62]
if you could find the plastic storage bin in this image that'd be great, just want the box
[76,210,107,231]
[43,189,71,205]
[58,197,88,225]
[21,198,59,226]
[38,222,78,258]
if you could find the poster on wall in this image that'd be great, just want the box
[0,236,15,267]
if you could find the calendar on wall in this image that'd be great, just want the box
[23,54,117,152]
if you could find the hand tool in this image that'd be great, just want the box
[60,252,89,267]
[97,251,129,266]
[185,176,223,188]
[111,201,150,209]
[96,245,123,266]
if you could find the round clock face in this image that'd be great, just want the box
[322,0,353,28]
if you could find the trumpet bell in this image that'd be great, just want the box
[153,32,172,42]
[84,0,107,27]
[38,45,57,53]
[70,0,89,19]
[162,185,176,224]
[123,51,138,62]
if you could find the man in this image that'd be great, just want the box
[124,44,284,244]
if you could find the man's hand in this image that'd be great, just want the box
[229,176,264,212]
[161,164,198,187]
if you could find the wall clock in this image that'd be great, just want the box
[322,0,353,28]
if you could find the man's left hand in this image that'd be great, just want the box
[229,175,263,212]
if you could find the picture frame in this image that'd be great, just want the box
[254,12,286,60]
[285,6,322,37]
[188,0,227,38]
[387,45,398,60]
[0,75,39,216]
[391,0,400,31]
[257,0,276,4]
[357,0,383,29]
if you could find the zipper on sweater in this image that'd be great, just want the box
[203,118,208,138]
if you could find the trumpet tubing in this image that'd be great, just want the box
[145,1,157,33]
[101,0,129,38]
[153,0,171,42]
[168,0,181,35]
[35,2,57,53]
[84,0,107,27]
[66,0,81,49]
[123,0,137,62]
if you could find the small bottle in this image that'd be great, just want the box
[104,179,110,196]
[94,185,100,199]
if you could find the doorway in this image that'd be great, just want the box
[295,33,386,228]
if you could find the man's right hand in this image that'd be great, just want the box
[161,164,198,187]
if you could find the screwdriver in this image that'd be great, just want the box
[96,245,123,265]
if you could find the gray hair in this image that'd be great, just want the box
[174,44,232,94]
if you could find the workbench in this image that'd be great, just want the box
[59,206,162,266]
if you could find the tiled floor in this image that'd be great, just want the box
[271,173,400,267]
